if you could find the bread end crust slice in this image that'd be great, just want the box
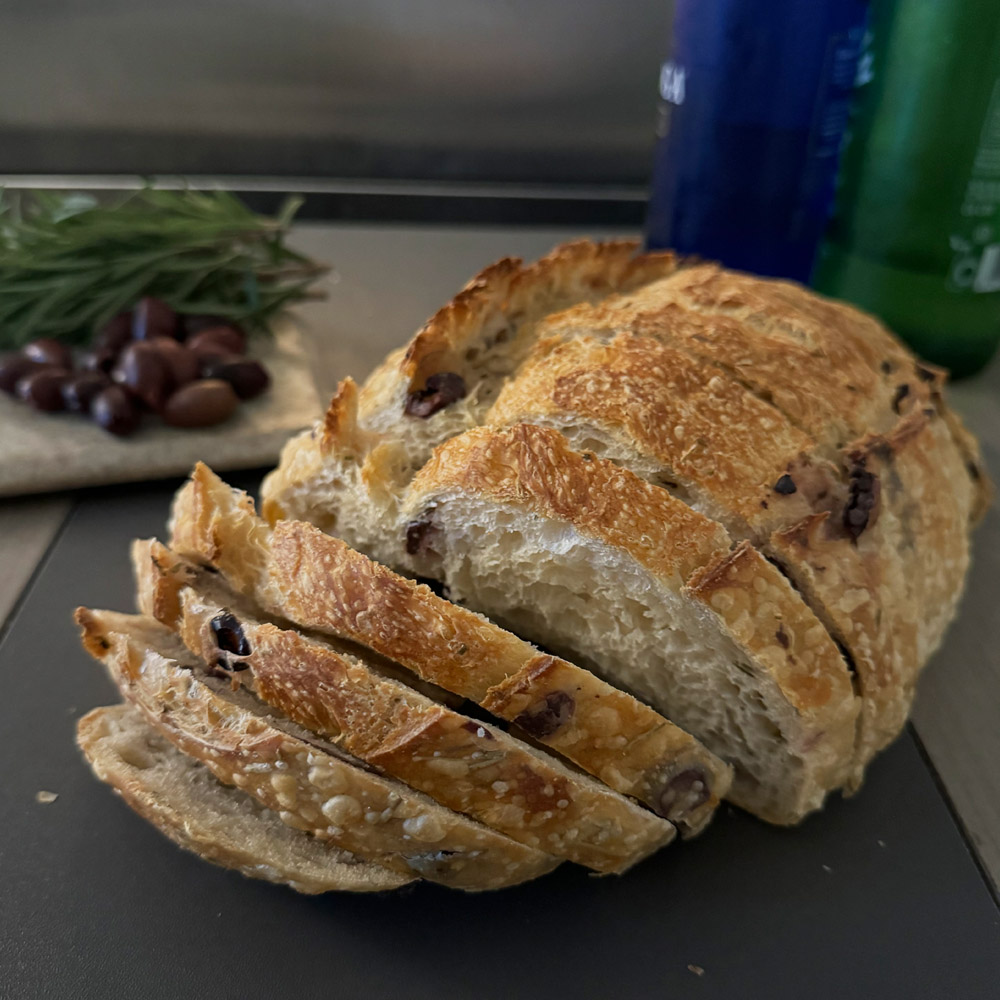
[77,704,411,894]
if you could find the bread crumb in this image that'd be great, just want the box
[877,839,887,848]
[821,864,832,873]
[687,964,705,977]
[36,790,58,804]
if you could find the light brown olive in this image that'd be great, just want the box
[162,379,239,428]
[147,337,199,387]
[23,337,73,369]
[112,341,174,411]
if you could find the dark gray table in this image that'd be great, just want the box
[2,475,999,1000]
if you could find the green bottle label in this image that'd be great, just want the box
[950,77,1000,294]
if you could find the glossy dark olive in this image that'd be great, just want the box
[201,356,270,400]
[181,314,229,339]
[23,337,74,370]
[15,368,70,412]
[90,384,140,436]
[513,690,576,739]
[132,296,179,341]
[186,324,246,358]
[61,372,111,413]
[112,341,174,411]
[404,371,467,418]
[81,347,118,375]
[162,379,239,428]
[0,354,53,394]
[94,312,134,353]
[147,337,199,387]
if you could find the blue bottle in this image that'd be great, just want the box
[645,0,869,282]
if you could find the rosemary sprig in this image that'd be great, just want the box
[0,187,327,350]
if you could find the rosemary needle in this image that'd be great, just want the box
[0,188,327,350]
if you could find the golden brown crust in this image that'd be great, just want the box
[880,413,974,664]
[487,332,828,530]
[767,511,904,768]
[131,538,197,625]
[320,376,362,455]
[260,240,687,530]
[686,541,856,730]
[170,464,730,833]
[936,401,993,524]
[76,607,558,891]
[77,705,410,893]
[384,240,682,398]
[483,654,732,837]
[400,256,524,389]
[269,520,533,699]
[660,264,928,412]
[538,262,929,451]
[767,410,973,778]
[412,423,733,584]
[165,582,675,873]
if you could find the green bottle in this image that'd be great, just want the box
[814,0,1000,377]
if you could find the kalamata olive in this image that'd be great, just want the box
[201,356,270,400]
[132,297,178,341]
[94,312,133,353]
[0,354,53,394]
[91,384,140,436]
[147,337,199,387]
[404,371,467,418]
[162,379,239,428]
[23,337,73,369]
[182,314,229,339]
[112,341,174,411]
[81,347,118,375]
[61,372,110,412]
[16,368,70,412]
[187,325,246,358]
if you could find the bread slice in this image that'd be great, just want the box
[77,703,410,893]
[566,262,931,454]
[167,463,732,835]
[132,540,678,869]
[402,424,861,825]
[76,608,559,890]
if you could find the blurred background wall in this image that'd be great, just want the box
[0,0,671,186]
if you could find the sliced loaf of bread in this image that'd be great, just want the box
[259,241,984,799]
